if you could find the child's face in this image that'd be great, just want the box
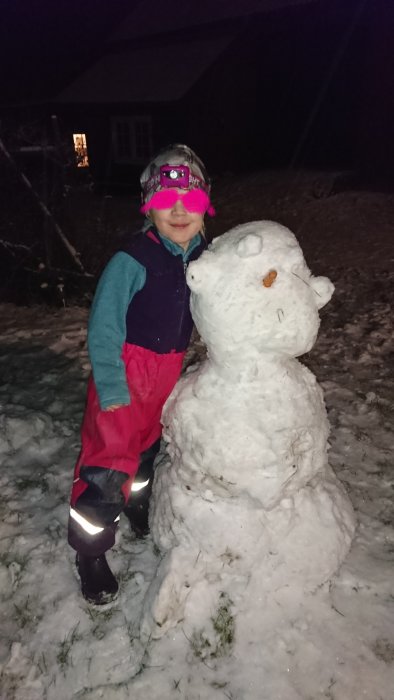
[149,188,204,249]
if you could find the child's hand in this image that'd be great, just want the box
[104,404,127,412]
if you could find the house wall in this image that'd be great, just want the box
[59,104,185,192]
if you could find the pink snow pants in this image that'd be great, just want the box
[70,343,185,508]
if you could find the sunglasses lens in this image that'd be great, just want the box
[151,190,179,209]
[141,190,178,212]
[182,190,209,213]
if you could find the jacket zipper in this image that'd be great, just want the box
[175,257,188,347]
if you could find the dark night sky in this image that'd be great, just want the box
[1,0,393,175]
[1,0,137,103]
[0,0,378,109]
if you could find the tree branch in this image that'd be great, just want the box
[0,136,86,273]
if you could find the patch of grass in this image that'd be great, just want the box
[211,592,235,654]
[173,678,181,691]
[85,605,117,623]
[372,637,394,663]
[211,680,229,689]
[117,569,140,584]
[56,623,82,671]
[15,474,49,493]
[0,552,30,585]
[189,592,235,661]
[220,548,240,567]
[37,651,49,675]
[323,677,337,699]
[91,624,106,641]
[13,596,41,628]
[44,520,63,541]
[190,629,213,660]
[57,493,70,504]
[85,605,119,640]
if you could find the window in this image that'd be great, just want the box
[73,133,89,168]
[111,117,153,164]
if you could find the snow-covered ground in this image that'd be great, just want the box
[0,179,393,699]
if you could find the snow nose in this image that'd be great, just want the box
[262,270,277,287]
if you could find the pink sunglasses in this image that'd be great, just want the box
[141,189,215,216]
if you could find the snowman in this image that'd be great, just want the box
[141,221,355,650]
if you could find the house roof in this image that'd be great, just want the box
[57,34,234,104]
[109,0,316,42]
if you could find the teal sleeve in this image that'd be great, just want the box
[87,251,146,410]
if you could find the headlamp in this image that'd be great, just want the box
[160,165,190,188]
[143,164,208,200]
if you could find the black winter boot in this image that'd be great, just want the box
[124,494,151,538]
[76,553,119,605]
[124,439,160,538]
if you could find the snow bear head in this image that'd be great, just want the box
[187,221,334,363]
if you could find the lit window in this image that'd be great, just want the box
[111,117,153,164]
[73,133,89,168]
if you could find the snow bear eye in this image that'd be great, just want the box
[237,233,263,258]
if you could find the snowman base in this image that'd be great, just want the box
[141,457,355,642]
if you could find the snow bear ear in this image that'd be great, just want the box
[311,276,335,309]
[236,234,263,258]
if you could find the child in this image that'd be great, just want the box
[68,144,215,605]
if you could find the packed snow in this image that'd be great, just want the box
[0,190,394,700]
[143,221,354,630]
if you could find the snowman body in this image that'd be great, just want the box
[142,222,355,640]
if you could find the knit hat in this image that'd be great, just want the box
[140,144,210,203]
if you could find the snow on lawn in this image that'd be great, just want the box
[0,224,394,698]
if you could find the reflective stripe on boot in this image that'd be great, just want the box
[68,466,129,556]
